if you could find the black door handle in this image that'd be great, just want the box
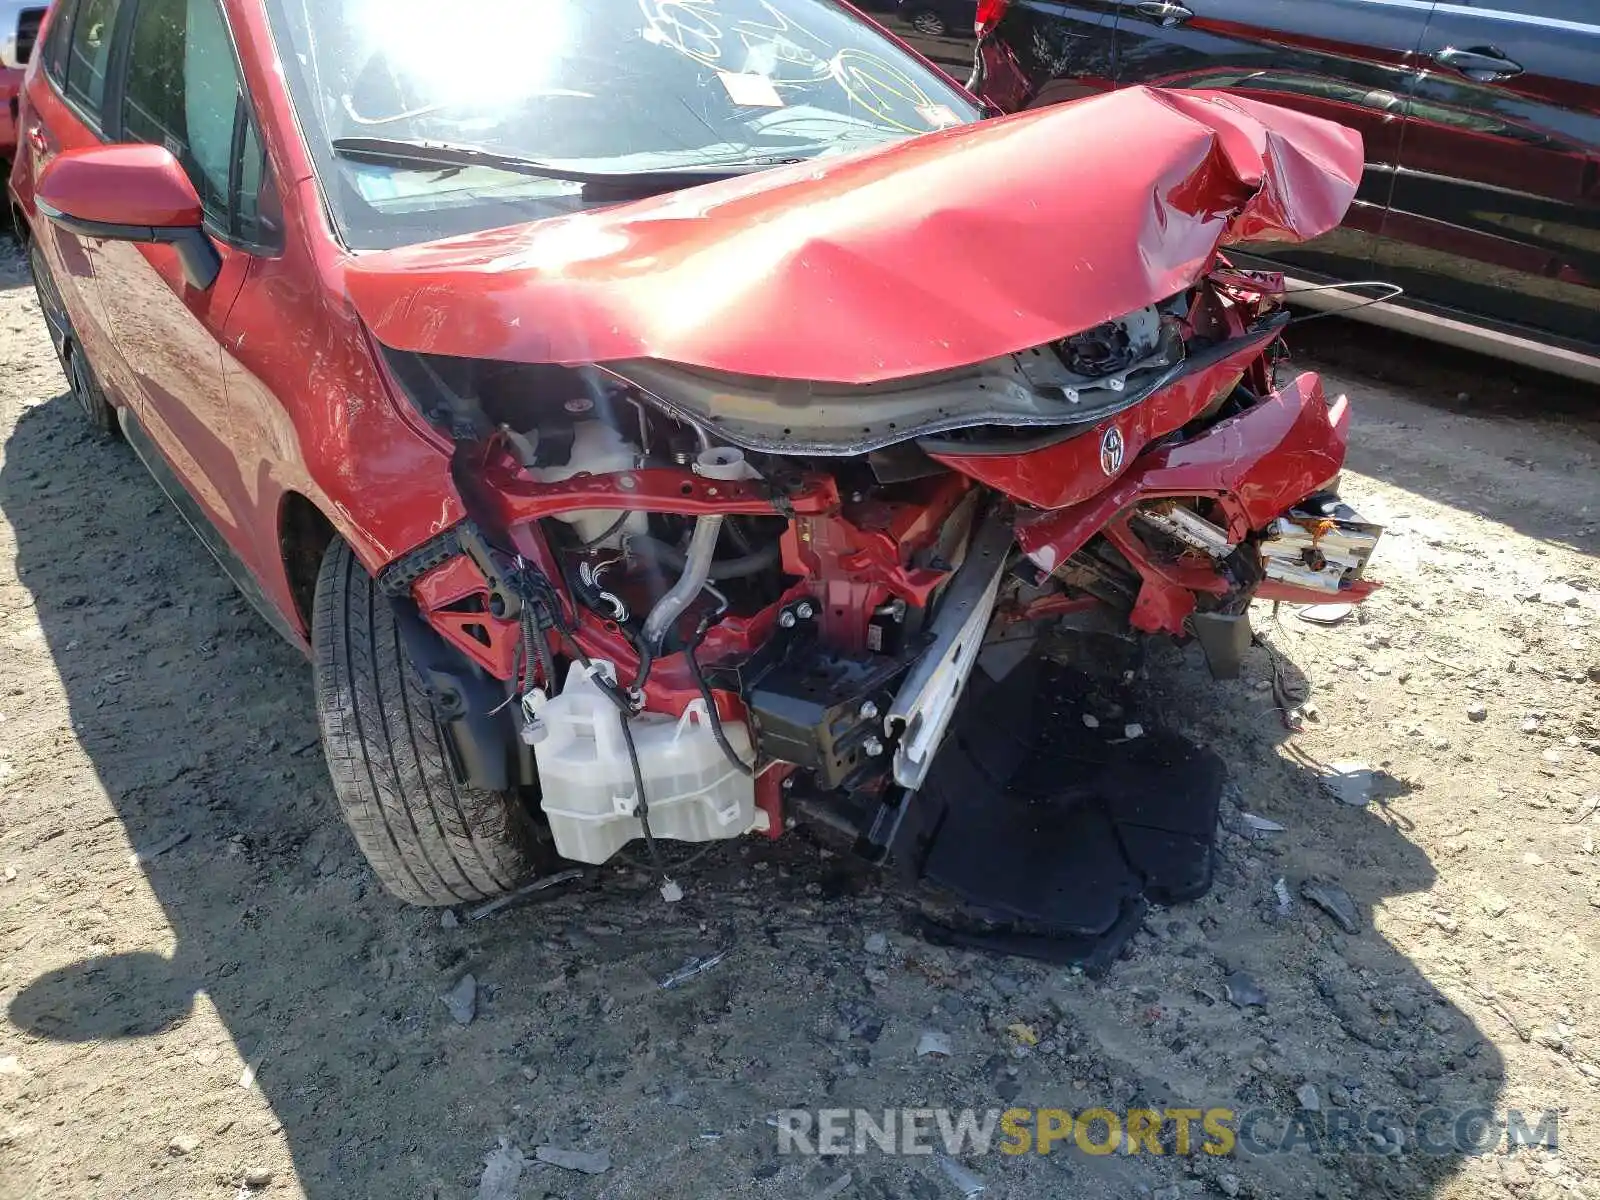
[1433,46,1524,82]
[1133,1,1194,27]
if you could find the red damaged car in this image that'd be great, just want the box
[10,0,1379,937]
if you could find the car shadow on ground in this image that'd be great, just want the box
[2,389,1510,1196]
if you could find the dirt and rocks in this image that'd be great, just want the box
[0,238,1597,1200]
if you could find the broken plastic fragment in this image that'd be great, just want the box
[1319,761,1374,808]
[1296,603,1355,626]
[1223,971,1266,1007]
[1301,880,1361,934]
[535,1145,611,1175]
[937,1155,987,1197]
[658,951,727,990]
[467,869,583,921]
[1242,813,1286,833]
[477,1138,527,1200]
[238,1047,267,1089]
[1273,877,1293,914]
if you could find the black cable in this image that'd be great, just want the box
[1284,280,1405,327]
[575,511,632,550]
[617,838,722,875]
[682,593,755,776]
[552,627,675,897]
[615,705,672,890]
[630,645,655,693]
[685,634,755,776]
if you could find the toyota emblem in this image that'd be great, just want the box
[1099,426,1126,476]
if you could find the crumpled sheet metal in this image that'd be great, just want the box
[347,86,1361,385]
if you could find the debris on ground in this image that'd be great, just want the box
[658,951,727,990]
[466,870,583,921]
[1295,1083,1321,1111]
[535,1145,612,1174]
[237,1048,267,1090]
[1531,582,1581,608]
[1007,1023,1039,1048]
[477,1138,527,1200]
[938,1155,987,1197]
[1223,971,1266,1008]
[242,1168,274,1189]
[167,1134,200,1157]
[439,910,459,930]
[442,975,478,1025]
[809,1171,854,1200]
[917,1030,955,1058]
[1296,603,1354,626]
[1273,877,1293,914]
[1241,813,1286,833]
[1319,762,1374,807]
[128,829,190,865]
[1300,880,1361,934]
[1469,984,1533,1043]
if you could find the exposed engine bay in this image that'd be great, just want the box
[372,268,1382,892]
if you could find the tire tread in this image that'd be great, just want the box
[312,540,535,906]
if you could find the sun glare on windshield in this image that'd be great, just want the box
[348,0,578,111]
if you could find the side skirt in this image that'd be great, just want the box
[117,407,306,653]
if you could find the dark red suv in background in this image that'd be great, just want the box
[0,2,50,165]
[971,0,1600,384]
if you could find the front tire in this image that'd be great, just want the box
[312,539,539,906]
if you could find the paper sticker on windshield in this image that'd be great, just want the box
[719,72,784,108]
[918,104,961,129]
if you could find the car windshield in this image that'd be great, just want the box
[264,0,981,250]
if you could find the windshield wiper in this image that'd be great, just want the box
[330,136,792,189]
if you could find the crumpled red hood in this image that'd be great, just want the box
[346,86,1361,385]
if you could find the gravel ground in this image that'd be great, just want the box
[1,242,1597,1200]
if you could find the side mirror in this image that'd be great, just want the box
[36,144,222,290]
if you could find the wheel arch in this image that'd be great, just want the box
[279,490,338,635]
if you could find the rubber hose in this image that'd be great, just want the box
[639,514,724,651]
[631,532,781,582]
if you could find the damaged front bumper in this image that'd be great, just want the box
[1014,369,1381,639]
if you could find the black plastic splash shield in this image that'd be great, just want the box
[906,657,1225,973]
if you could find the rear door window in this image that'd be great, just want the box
[62,0,120,115]
[40,1,73,84]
